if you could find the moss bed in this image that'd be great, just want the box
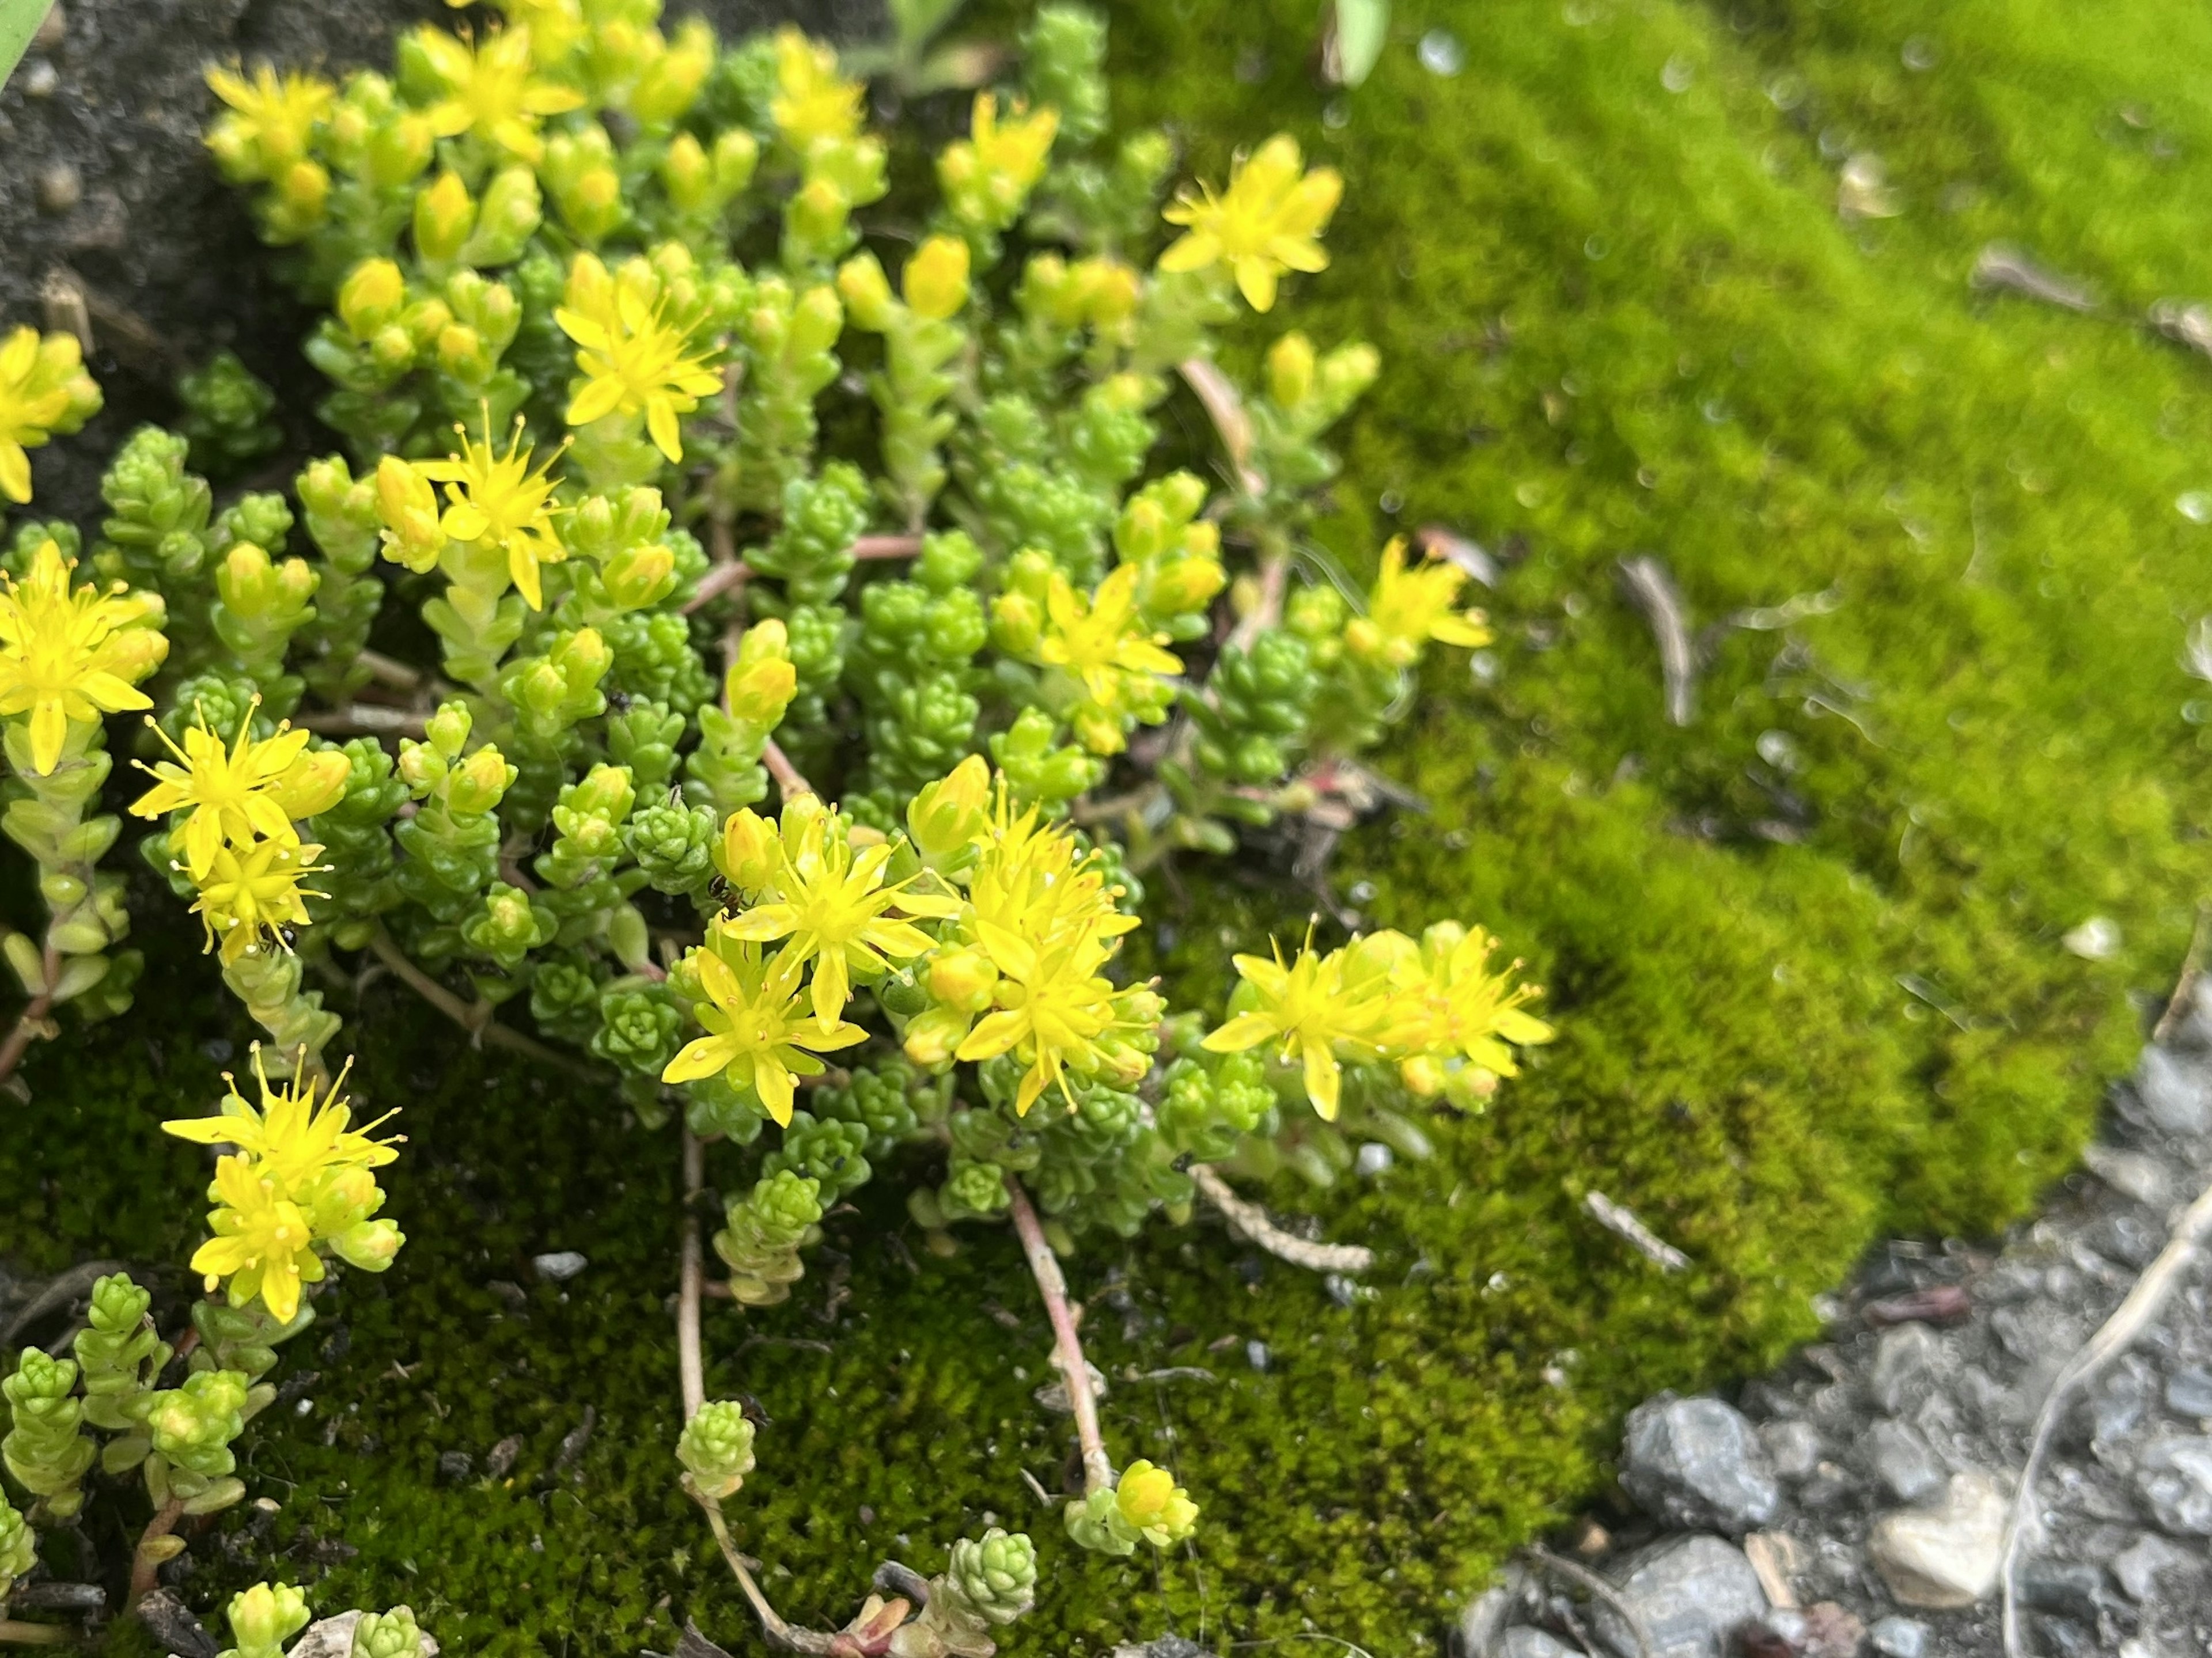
[10,0,2212,1651]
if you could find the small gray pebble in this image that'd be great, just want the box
[1869,1615,1928,1658]
[35,163,81,214]
[1354,1141,1393,1177]
[1497,1629,1583,1658]
[1758,1417,1821,1481]
[1865,1417,1946,1504]
[532,1250,588,1282]
[20,59,58,97]
[2168,1365,2212,1419]
[1245,1339,1270,1373]
[1870,1323,1943,1415]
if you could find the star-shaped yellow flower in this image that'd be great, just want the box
[190,836,328,964]
[190,1155,324,1323]
[0,328,100,506]
[203,62,336,179]
[1202,936,1393,1120]
[0,540,168,776]
[1346,537,1492,669]
[768,26,863,151]
[1158,135,1343,313]
[408,23,583,163]
[164,1047,400,1196]
[130,703,350,883]
[415,413,569,609]
[556,253,724,464]
[662,942,870,1126]
[715,796,960,1029]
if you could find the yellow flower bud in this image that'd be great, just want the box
[713,129,760,194]
[906,754,990,859]
[1115,1460,1198,1545]
[276,158,330,219]
[436,321,483,375]
[425,700,472,758]
[835,253,895,332]
[791,283,845,354]
[413,170,475,264]
[728,657,797,727]
[1319,342,1381,409]
[333,1217,403,1272]
[448,746,514,815]
[926,946,998,1014]
[662,132,712,209]
[1267,331,1316,411]
[717,808,778,894]
[603,541,677,610]
[1079,257,1142,328]
[901,1004,971,1068]
[1399,1053,1447,1099]
[787,173,850,246]
[902,235,971,322]
[338,257,406,337]
[373,457,444,573]
[275,748,353,821]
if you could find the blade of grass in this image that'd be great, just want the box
[0,0,53,89]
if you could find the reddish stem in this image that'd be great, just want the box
[1004,1175,1113,1493]
[761,739,816,802]
[125,1497,187,1612]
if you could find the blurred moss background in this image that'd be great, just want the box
[9,0,2212,1651]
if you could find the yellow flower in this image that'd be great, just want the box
[204,62,336,179]
[1388,923,1554,1099]
[914,786,1149,1116]
[715,795,960,1029]
[1115,1460,1199,1546]
[1202,936,1393,1120]
[937,93,1059,233]
[165,1046,400,1193]
[416,412,569,608]
[1344,536,1491,669]
[1158,134,1343,313]
[130,703,350,882]
[409,24,584,163]
[0,327,100,506]
[190,1155,324,1322]
[1006,563,1183,756]
[0,540,168,776]
[768,27,863,151]
[190,836,328,965]
[662,942,870,1126]
[555,252,723,464]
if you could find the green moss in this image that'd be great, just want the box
[9,0,2212,1650]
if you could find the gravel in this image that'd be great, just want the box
[1460,980,2212,1657]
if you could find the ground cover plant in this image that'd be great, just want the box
[6,0,2212,1652]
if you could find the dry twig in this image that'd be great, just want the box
[1616,556,1696,726]
[2001,1171,2212,1656]
[1583,1190,1690,1272]
[1969,244,2099,313]
[1005,1175,1113,1493]
[2151,902,2212,1046]
[1190,1164,1375,1274]
[1517,1543,1654,1658]
[365,928,566,1065]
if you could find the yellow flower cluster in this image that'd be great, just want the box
[1204,923,1553,1119]
[556,250,724,463]
[665,794,957,1122]
[937,92,1060,238]
[993,557,1184,756]
[1158,134,1343,314]
[130,702,350,963]
[0,327,102,506]
[0,541,168,776]
[204,63,342,241]
[903,760,1162,1116]
[164,1049,404,1322]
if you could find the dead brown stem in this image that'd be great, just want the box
[2152,902,2212,1045]
[851,535,923,561]
[296,705,428,738]
[1005,1175,1113,1493]
[684,559,751,616]
[1190,1163,1375,1274]
[0,1618,72,1646]
[679,1127,707,1420]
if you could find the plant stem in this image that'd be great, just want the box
[679,1127,706,1420]
[1226,548,1289,654]
[124,1497,186,1612]
[696,1495,836,1655]
[295,705,429,737]
[1188,1163,1375,1274]
[364,928,566,1066]
[0,940,57,1088]
[760,739,815,802]
[683,559,751,616]
[850,534,923,560]
[0,1618,71,1646]
[1004,1174,1113,1494]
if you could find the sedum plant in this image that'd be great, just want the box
[0,0,1554,1644]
